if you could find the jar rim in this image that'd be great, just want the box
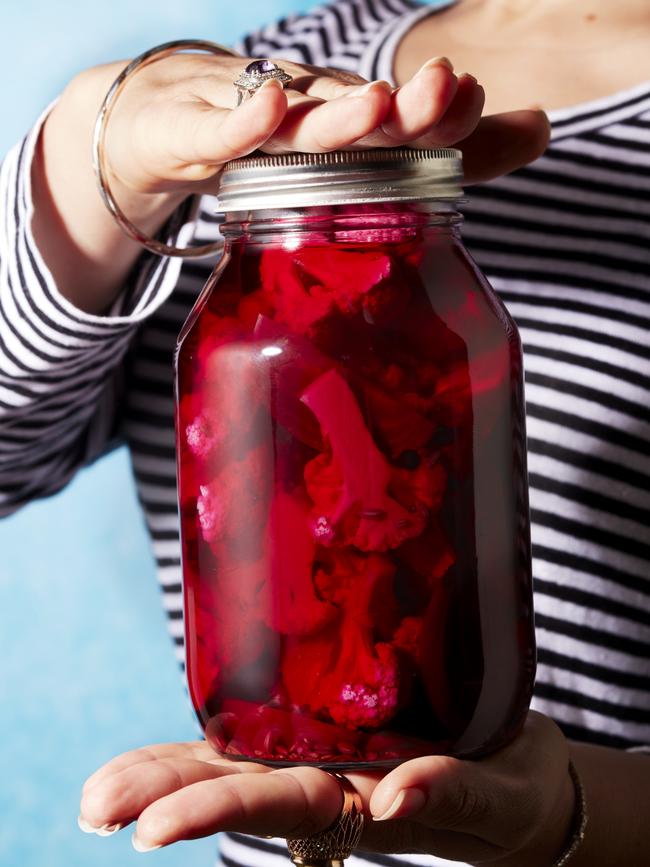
[216,147,463,212]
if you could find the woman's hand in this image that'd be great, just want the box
[87,52,548,195]
[79,711,574,866]
[36,50,549,312]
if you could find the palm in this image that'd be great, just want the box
[80,714,570,863]
[81,741,379,842]
[78,739,502,857]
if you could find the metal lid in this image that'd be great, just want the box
[216,147,463,212]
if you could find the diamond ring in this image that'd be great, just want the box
[234,59,294,106]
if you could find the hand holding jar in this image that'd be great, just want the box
[77,51,547,196]
[34,51,548,314]
[79,711,576,866]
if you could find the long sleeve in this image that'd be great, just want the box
[0,109,190,516]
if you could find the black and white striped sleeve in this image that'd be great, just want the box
[0,111,189,516]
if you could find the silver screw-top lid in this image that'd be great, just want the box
[216,147,463,212]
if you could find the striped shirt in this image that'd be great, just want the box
[1,1,649,865]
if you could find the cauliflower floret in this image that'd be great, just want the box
[302,369,445,551]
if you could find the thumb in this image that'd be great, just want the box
[459,109,551,183]
[185,78,289,166]
[368,755,524,848]
[134,79,289,186]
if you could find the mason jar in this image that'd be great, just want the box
[175,148,536,767]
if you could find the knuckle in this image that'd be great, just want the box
[276,772,321,837]
[219,780,250,827]
[330,70,367,85]
[456,782,488,825]
[442,778,491,829]
[158,759,186,791]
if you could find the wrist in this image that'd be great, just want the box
[34,71,185,313]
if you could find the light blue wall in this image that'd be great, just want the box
[0,0,313,157]
[0,3,310,866]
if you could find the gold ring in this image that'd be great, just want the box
[92,39,239,258]
[286,772,364,867]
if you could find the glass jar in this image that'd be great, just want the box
[175,148,535,768]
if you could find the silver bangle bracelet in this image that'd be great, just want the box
[552,761,588,867]
[92,39,239,258]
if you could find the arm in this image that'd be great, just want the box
[0,117,180,515]
[30,65,186,316]
[77,713,650,864]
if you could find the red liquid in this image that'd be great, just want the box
[176,209,535,766]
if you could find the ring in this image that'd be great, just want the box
[234,59,293,106]
[93,39,239,258]
[285,772,364,867]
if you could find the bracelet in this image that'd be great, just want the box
[92,39,239,258]
[551,761,588,867]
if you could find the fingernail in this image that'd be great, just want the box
[78,816,124,836]
[345,79,393,98]
[458,72,477,84]
[96,823,125,837]
[416,56,454,75]
[78,816,102,834]
[132,833,163,852]
[372,788,427,822]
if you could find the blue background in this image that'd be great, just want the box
[0,3,310,865]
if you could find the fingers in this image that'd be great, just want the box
[107,47,550,200]
[283,65,368,99]
[364,752,546,861]
[368,712,568,850]
[132,766,343,850]
[131,79,289,187]
[182,78,290,166]
[265,80,393,153]
[133,77,394,186]
[269,60,485,155]
[408,73,486,148]
[81,741,218,794]
[459,109,551,183]
[380,58,458,140]
[368,755,508,838]
[116,51,538,194]
[193,58,368,105]
[78,715,569,862]
[81,757,244,831]
[142,55,478,175]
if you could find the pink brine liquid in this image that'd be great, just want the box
[176,208,536,767]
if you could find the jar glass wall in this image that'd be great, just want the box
[176,200,535,768]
